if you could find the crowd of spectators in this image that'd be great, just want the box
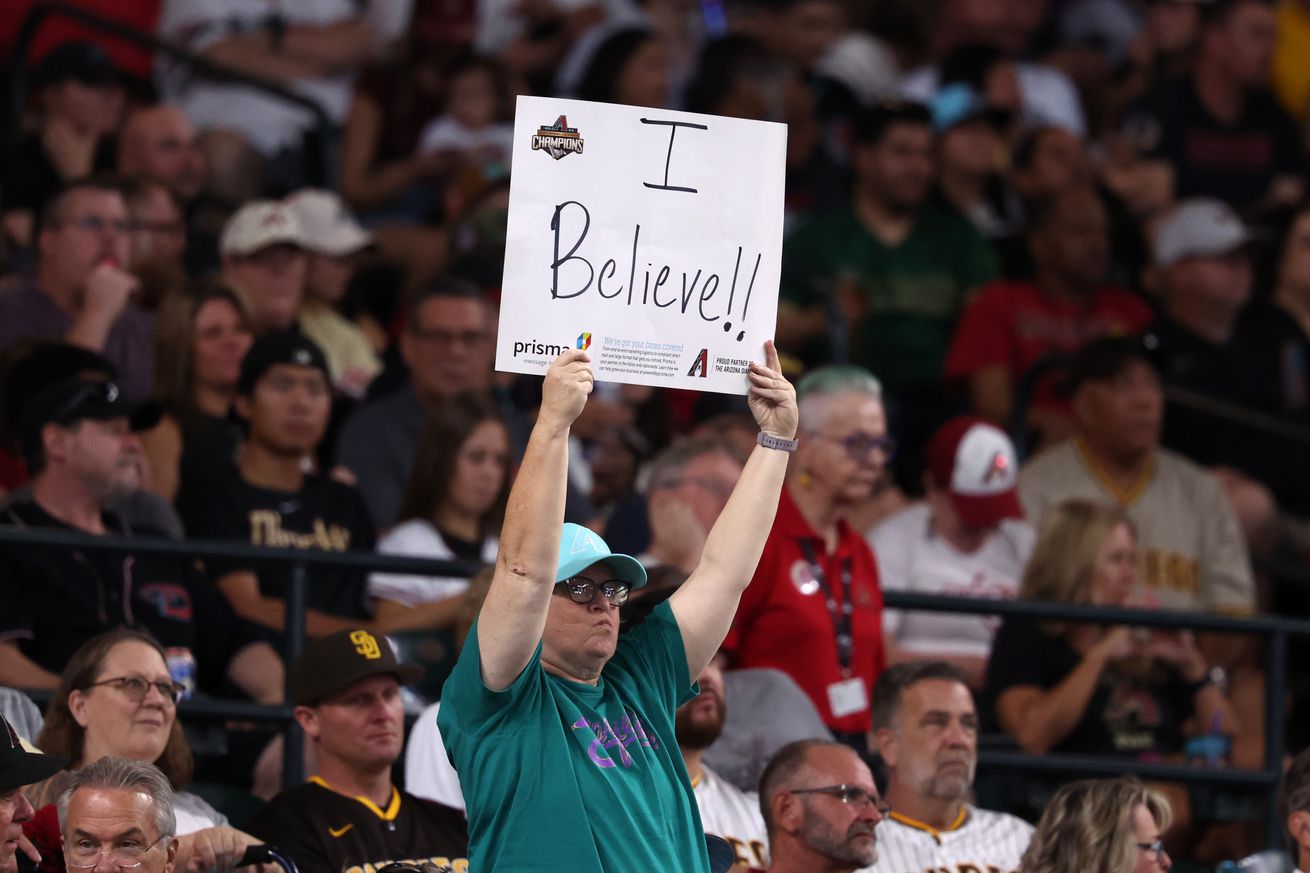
[4,0,1310,867]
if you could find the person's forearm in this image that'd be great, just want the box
[226,642,284,705]
[201,35,328,81]
[1002,650,1108,754]
[65,307,116,354]
[497,415,572,585]
[372,595,465,633]
[0,644,59,690]
[697,445,789,591]
[282,19,380,72]
[228,592,374,639]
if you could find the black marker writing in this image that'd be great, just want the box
[640,118,708,194]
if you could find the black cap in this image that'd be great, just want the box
[290,629,423,706]
[2,342,117,448]
[1061,335,1159,396]
[238,331,331,395]
[853,98,932,146]
[18,378,162,461]
[30,41,121,90]
[0,714,68,791]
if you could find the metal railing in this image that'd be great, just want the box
[5,1,334,185]
[3,526,1306,846]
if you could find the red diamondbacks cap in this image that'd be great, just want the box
[926,416,1023,530]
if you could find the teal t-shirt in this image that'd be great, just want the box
[780,204,998,390]
[437,600,707,872]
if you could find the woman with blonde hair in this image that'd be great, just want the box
[983,498,1234,757]
[140,282,253,503]
[1021,777,1172,873]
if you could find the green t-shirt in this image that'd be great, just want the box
[438,600,706,872]
[781,204,997,390]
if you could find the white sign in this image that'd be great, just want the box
[496,95,788,395]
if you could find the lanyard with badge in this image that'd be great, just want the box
[799,540,868,719]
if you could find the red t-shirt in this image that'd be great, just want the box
[944,280,1154,410]
[722,487,885,734]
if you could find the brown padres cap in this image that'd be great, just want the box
[290,629,424,706]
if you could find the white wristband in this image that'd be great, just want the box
[757,432,799,452]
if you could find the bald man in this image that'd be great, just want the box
[118,106,206,202]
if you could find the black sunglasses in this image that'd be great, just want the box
[557,576,631,606]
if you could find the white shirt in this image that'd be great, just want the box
[417,116,515,166]
[696,765,769,870]
[869,503,1033,659]
[899,62,1086,136]
[405,700,465,811]
[367,519,498,608]
[864,805,1034,873]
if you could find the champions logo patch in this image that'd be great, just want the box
[531,115,584,160]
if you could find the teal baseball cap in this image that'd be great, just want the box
[556,523,648,589]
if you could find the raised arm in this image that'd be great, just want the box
[477,350,593,690]
[670,341,797,677]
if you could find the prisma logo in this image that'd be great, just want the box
[577,332,592,351]
[512,339,569,358]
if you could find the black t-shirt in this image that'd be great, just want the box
[1122,77,1305,208]
[984,617,1195,757]
[177,472,375,624]
[0,497,261,691]
[0,131,116,215]
[247,780,469,873]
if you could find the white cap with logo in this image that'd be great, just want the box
[219,200,307,257]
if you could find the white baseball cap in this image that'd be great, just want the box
[1153,198,1249,267]
[220,200,306,257]
[927,416,1023,529]
[283,189,373,257]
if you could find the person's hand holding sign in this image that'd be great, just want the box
[747,340,797,442]
[540,348,595,431]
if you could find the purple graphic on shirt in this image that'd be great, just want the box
[571,712,661,768]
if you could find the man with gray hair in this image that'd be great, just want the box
[866,662,1032,873]
[1280,745,1310,871]
[758,739,886,873]
[640,438,744,574]
[57,757,177,873]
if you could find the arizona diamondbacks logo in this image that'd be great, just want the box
[532,116,585,160]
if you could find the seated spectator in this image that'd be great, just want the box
[944,186,1153,442]
[0,712,67,873]
[177,333,377,641]
[778,100,996,462]
[1146,199,1306,510]
[283,189,382,397]
[1019,337,1255,622]
[724,367,888,751]
[367,393,508,627]
[1120,0,1303,215]
[1248,202,1310,423]
[139,284,253,503]
[898,3,1086,134]
[218,201,308,336]
[869,417,1034,687]
[48,759,186,873]
[337,279,518,530]
[121,178,188,311]
[0,178,154,399]
[248,629,468,872]
[1282,746,1310,872]
[156,0,406,191]
[0,375,279,700]
[23,630,266,871]
[1021,778,1173,872]
[870,662,1033,871]
[986,499,1235,757]
[0,43,123,248]
[417,56,513,171]
[638,437,744,574]
[573,28,672,110]
[755,739,884,873]
[930,83,1013,239]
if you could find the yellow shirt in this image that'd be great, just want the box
[1273,1,1310,120]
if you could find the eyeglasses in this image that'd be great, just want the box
[82,675,185,705]
[65,832,171,869]
[557,576,631,606]
[663,476,735,499]
[130,219,185,235]
[790,784,890,815]
[58,216,132,235]
[814,432,897,462]
[1136,840,1167,863]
